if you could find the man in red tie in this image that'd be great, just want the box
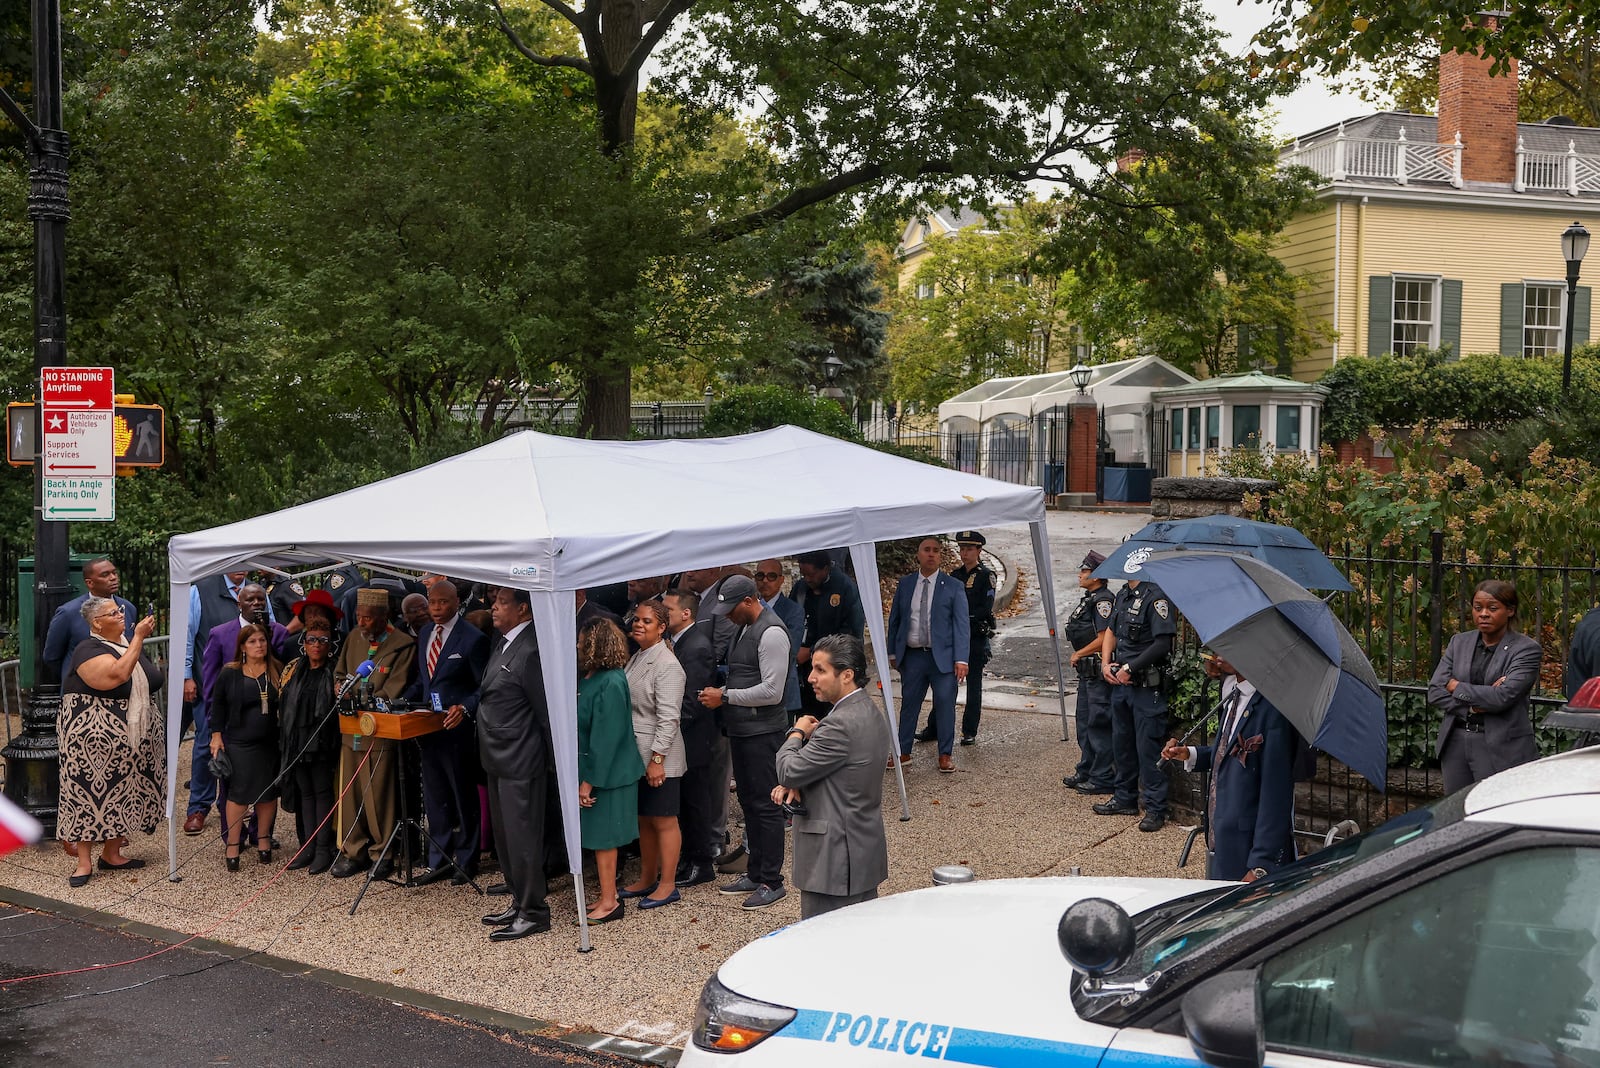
[404,581,490,886]
[1162,655,1298,882]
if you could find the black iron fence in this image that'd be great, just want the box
[858,410,1075,493]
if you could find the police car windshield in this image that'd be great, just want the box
[1133,805,1446,973]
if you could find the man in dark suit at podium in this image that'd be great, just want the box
[405,580,489,886]
[477,588,553,941]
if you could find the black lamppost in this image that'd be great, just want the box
[0,0,73,831]
[1562,220,1590,395]
[820,354,846,408]
[1068,362,1092,395]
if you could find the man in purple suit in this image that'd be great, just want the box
[404,580,490,885]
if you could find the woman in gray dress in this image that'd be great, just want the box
[58,596,163,887]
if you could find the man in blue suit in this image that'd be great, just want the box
[404,580,490,885]
[1162,657,1297,882]
[887,537,970,772]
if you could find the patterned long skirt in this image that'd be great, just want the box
[56,692,165,842]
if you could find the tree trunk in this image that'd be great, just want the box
[577,0,644,440]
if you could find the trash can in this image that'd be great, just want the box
[1102,466,1154,503]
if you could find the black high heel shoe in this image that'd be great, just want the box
[256,840,273,865]
[225,842,242,872]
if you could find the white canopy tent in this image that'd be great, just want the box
[163,427,1067,949]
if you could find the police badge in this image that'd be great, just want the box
[1154,600,1170,620]
[329,574,345,589]
[1096,600,1112,618]
[829,593,841,607]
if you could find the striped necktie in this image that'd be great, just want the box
[428,625,444,677]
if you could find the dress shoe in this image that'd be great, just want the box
[330,854,371,879]
[486,881,511,895]
[285,850,314,871]
[68,872,92,888]
[1092,799,1140,816]
[482,906,520,926]
[371,858,396,882]
[489,917,550,942]
[97,856,145,871]
[1072,782,1115,796]
[678,861,716,887]
[715,841,746,866]
[183,812,206,836]
[885,754,911,771]
[959,735,976,746]
[938,754,955,773]
[307,851,335,876]
[618,882,657,900]
[585,902,625,925]
[411,866,453,887]
[639,888,681,910]
[450,870,473,887]
[1062,774,1085,788]
[914,725,937,743]
[1138,813,1167,833]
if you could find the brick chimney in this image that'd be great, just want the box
[1437,17,1519,184]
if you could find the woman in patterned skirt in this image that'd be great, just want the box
[58,596,164,887]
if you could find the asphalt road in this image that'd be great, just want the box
[0,903,637,1067]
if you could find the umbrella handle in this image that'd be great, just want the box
[1161,694,1230,767]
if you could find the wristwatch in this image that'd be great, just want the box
[1248,867,1269,882]
[651,753,665,765]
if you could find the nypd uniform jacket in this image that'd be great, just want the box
[949,562,996,661]
[1109,582,1176,681]
[1065,586,1115,669]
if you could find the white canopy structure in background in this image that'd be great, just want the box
[163,427,1067,949]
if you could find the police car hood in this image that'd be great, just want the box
[718,877,1224,1036]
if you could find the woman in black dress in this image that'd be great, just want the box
[208,624,284,871]
[279,599,342,874]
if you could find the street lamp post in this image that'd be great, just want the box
[820,354,847,409]
[1562,220,1590,395]
[0,0,73,831]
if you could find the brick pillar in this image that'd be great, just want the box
[1437,20,1518,184]
[1067,396,1098,496]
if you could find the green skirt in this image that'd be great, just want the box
[580,781,639,851]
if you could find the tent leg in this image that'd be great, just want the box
[1028,520,1072,742]
[850,543,910,822]
[166,579,188,881]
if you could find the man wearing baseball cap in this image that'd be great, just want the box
[696,574,792,910]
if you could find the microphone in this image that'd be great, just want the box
[336,660,376,700]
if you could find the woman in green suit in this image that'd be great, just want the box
[577,618,644,924]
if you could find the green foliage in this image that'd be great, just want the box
[702,386,859,440]
[1317,350,1581,443]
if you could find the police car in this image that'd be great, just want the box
[684,747,1600,1067]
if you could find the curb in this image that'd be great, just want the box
[0,886,681,1066]
[985,546,1020,614]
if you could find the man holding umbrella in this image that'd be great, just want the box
[1162,655,1297,881]
[1096,567,1176,832]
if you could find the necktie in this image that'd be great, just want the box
[1208,687,1244,833]
[918,577,933,644]
[428,625,444,677]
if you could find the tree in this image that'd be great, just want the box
[416,0,1294,436]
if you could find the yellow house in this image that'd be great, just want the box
[1277,44,1595,380]
[896,206,998,295]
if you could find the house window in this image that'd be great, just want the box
[1205,405,1220,449]
[1276,406,1301,449]
[1187,406,1201,448]
[1232,404,1261,447]
[1524,283,1564,358]
[1169,410,1184,451]
[1392,276,1438,356]
[916,281,935,300]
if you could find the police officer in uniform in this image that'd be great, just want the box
[1094,573,1176,832]
[918,532,996,746]
[1061,550,1116,794]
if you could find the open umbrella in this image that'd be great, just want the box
[1116,549,1386,790]
[1095,516,1351,592]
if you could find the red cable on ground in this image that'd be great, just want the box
[1,746,374,987]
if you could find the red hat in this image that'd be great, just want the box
[291,588,343,622]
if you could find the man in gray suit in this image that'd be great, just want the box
[775,634,889,920]
[477,588,553,942]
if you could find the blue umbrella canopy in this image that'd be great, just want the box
[1093,516,1352,592]
[1123,549,1386,790]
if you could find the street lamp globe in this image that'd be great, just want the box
[823,354,845,383]
[1068,363,1092,394]
[1563,221,1591,269]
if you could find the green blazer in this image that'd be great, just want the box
[578,669,644,788]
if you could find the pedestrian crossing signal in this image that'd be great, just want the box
[7,402,165,468]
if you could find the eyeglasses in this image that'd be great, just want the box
[752,572,783,581]
[96,608,124,620]
[304,636,332,646]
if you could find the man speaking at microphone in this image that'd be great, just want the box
[331,588,417,880]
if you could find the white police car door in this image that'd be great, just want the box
[1106,842,1600,1068]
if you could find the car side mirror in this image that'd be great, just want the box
[1058,898,1135,982]
[1181,969,1264,1068]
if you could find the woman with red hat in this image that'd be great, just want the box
[277,590,344,873]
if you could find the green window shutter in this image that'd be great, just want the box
[1439,278,1463,359]
[1500,283,1525,357]
[1368,276,1393,356]
[1573,286,1592,347]
[1237,324,1251,368]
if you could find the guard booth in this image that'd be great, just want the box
[17,553,100,688]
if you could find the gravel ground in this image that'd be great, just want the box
[0,510,1179,1052]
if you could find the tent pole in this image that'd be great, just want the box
[1028,519,1072,741]
[850,544,910,821]
[165,575,189,881]
[530,591,590,950]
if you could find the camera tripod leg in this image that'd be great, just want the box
[347,819,406,916]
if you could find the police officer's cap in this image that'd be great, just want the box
[954,530,986,547]
[1079,550,1107,571]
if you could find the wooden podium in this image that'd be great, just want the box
[338,709,447,740]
